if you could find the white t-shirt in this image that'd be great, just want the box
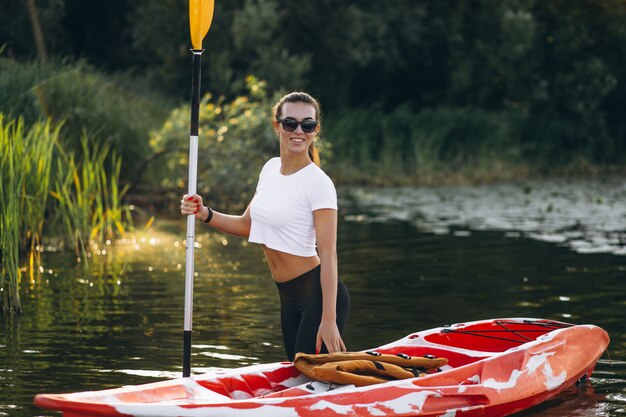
[248,157,337,257]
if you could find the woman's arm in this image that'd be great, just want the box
[313,208,347,354]
[181,194,252,238]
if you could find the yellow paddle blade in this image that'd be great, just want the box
[189,0,215,50]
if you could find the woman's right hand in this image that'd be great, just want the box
[180,194,209,221]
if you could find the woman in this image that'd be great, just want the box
[180,92,350,361]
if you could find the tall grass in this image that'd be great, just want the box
[51,137,132,265]
[0,116,57,313]
[19,120,58,253]
[325,106,530,184]
[0,117,25,313]
[1,115,133,314]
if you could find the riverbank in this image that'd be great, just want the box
[300,161,626,187]
[123,163,626,219]
[329,159,626,187]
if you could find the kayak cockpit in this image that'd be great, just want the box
[192,344,487,400]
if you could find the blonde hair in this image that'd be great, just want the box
[273,91,321,166]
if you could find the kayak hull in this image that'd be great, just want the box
[34,318,609,417]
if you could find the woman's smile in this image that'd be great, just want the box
[277,102,318,157]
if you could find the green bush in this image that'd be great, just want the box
[325,105,525,183]
[0,57,50,124]
[150,76,279,208]
[0,57,169,179]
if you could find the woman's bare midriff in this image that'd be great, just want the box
[261,245,320,283]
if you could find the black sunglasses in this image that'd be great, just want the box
[278,118,318,133]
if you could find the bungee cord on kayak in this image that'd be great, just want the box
[440,319,575,344]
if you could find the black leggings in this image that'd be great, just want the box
[275,265,350,361]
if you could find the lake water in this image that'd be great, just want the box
[1,177,625,417]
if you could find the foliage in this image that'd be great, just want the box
[2,0,625,177]
[150,76,279,208]
[440,0,624,164]
[0,117,25,313]
[325,105,525,183]
[14,120,58,252]
[51,137,132,264]
[231,0,311,92]
[0,116,58,313]
[0,56,50,124]
[0,114,133,314]
[0,57,170,179]
[126,0,311,99]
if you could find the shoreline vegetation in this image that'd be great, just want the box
[0,115,134,314]
[1,51,625,314]
[331,162,626,188]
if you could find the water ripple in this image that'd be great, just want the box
[342,176,626,255]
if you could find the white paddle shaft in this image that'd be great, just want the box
[184,134,199,332]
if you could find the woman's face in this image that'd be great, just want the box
[274,102,319,159]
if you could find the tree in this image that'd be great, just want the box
[23,0,48,63]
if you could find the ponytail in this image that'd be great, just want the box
[308,143,320,166]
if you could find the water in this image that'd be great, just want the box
[1,177,625,417]
[343,176,626,255]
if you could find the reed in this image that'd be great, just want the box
[51,137,132,265]
[19,119,58,254]
[0,117,24,313]
[1,114,132,314]
[0,116,57,313]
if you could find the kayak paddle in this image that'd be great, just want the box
[184,0,215,378]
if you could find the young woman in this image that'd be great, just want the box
[180,92,350,361]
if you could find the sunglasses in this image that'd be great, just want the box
[278,118,318,133]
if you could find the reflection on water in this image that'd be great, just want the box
[343,176,626,255]
[1,179,625,417]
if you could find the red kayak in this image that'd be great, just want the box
[34,318,609,417]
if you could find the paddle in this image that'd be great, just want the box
[184,0,215,378]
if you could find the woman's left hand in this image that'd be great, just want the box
[316,319,347,354]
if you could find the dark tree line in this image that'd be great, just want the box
[2,0,625,163]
